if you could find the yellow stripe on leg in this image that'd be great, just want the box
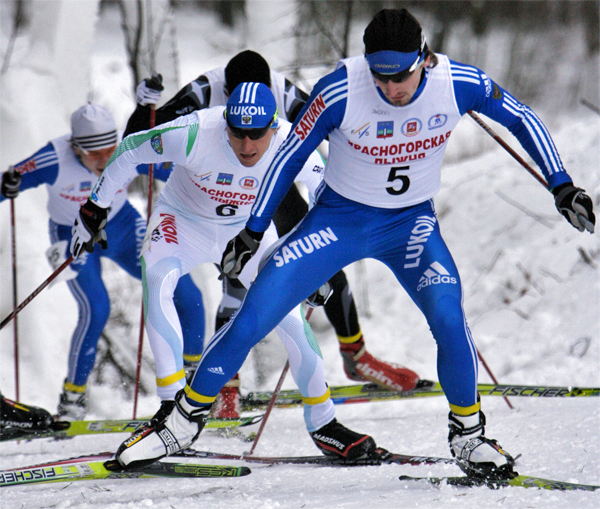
[63,381,86,393]
[449,399,481,416]
[156,369,186,387]
[184,385,217,405]
[302,387,331,406]
[337,331,363,344]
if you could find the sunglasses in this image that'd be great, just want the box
[370,67,419,84]
[226,118,274,140]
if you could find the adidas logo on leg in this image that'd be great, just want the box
[417,261,457,292]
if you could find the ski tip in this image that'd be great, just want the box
[239,466,252,476]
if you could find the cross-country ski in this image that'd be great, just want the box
[241,381,599,409]
[0,414,263,442]
[398,474,600,492]
[0,454,250,488]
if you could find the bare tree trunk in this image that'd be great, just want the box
[1,0,27,75]
[118,0,144,88]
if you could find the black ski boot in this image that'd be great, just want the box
[310,418,376,461]
[1,393,54,440]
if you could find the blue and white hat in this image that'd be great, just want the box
[226,82,278,129]
[71,103,118,152]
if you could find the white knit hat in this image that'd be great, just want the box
[70,103,117,152]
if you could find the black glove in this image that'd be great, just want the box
[70,200,108,258]
[1,167,22,199]
[552,183,595,233]
[136,73,164,106]
[306,281,334,308]
[220,227,264,280]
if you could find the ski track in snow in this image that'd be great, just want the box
[1,3,599,508]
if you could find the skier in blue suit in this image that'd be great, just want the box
[88,10,593,478]
[0,104,205,420]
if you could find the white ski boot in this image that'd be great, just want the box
[116,389,210,469]
[448,410,516,480]
[57,382,87,421]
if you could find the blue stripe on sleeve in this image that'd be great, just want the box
[248,67,348,232]
[450,60,571,190]
[2,143,59,202]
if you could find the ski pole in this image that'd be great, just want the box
[248,361,289,455]
[466,111,534,410]
[132,102,156,419]
[580,98,600,116]
[467,111,548,189]
[9,169,20,399]
[476,347,513,410]
[1,255,74,331]
[248,306,315,455]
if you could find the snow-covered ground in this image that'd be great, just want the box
[1,2,599,508]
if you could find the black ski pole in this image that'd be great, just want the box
[580,98,600,116]
[8,165,20,399]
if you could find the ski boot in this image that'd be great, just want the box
[310,418,376,460]
[448,410,516,480]
[116,389,210,469]
[138,399,176,433]
[340,336,419,391]
[57,381,87,421]
[0,393,54,440]
[211,374,241,419]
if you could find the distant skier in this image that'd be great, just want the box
[127,50,420,418]
[111,9,594,479]
[0,104,205,420]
